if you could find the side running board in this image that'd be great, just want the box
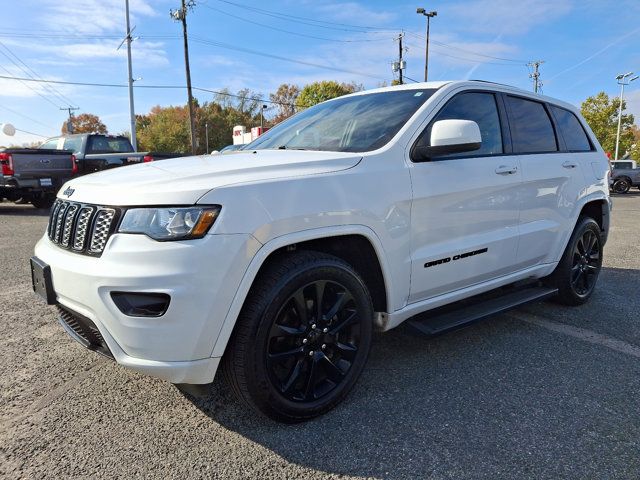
[406,285,558,336]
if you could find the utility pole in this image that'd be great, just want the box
[417,8,437,82]
[171,0,197,155]
[60,106,79,134]
[527,60,545,93]
[123,0,137,150]
[396,32,405,84]
[205,122,209,153]
[614,72,638,161]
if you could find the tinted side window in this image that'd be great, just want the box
[550,106,592,152]
[506,96,557,153]
[420,92,503,158]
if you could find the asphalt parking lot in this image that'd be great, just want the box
[1,193,639,479]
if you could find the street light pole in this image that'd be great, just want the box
[124,0,137,151]
[205,122,209,153]
[614,72,638,161]
[260,104,267,129]
[416,8,437,82]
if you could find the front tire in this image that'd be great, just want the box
[546,217,603,305]
[223,251,373,422]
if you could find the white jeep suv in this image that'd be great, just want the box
[31,81,611,422]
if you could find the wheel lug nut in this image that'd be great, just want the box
[302,338,308,344]
[321,344,326,350]
[309,351,314,356]
[323,328,328,333]
[311,324,316,329]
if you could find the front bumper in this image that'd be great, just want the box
[35,231,261,384]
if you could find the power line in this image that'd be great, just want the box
[212,0,400,32]
[0,102,55,129]
[0,40,76,107]
[201,4,392,43]
[14,128,48,138]
[405,32,527,63]
[0,73,305,107]
[189,35,386,80]
[404,42,525,66]
[0,63,62,109]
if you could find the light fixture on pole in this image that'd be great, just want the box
[416,8,437,82]
[614,72,638,161]
[260,104,268,129]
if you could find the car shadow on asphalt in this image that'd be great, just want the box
[0,203,50,216]
[178,267,640,479]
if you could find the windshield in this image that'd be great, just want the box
[247,89,436,153]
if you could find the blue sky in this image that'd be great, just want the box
[1,0,639,146]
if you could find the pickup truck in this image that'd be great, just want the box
[610,159,640,194]
[38,134,183,175]
[1,147,76,208]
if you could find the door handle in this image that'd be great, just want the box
[495,165,518,175]
[562,161,578,169]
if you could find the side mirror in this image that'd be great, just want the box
[412,119,482,162]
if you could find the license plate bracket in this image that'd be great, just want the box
[30,256,56,305]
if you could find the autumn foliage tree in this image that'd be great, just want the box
[269,83,300,124]
[580,92,635,156]
[61,113,107,134]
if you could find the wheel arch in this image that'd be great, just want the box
[210,225,393,358]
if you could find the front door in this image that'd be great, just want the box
[408,91,522,303]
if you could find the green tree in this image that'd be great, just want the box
[295,81,361,109]
[580,92,635,156]
[61,113,107,135]
[269,83,300,124]
[136,105,192,153]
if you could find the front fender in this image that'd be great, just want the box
[209,224,394,358]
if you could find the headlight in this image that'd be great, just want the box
[118,206,221,241]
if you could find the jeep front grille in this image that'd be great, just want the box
[48,200,119,256]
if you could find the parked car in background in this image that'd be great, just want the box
[1,146,76,208]
[219,144,245,154]
[38,134,184,174]
[610,159,640,193]
[32,81,610,422]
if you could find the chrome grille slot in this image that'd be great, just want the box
[89,209,116,253]
[46,200,118,256]
[73,207,94,251]
[60,204,79,247]
[52,202,68,243]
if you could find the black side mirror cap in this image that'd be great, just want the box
[411,142,482,162]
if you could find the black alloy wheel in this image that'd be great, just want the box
[223,251,373,422]
[266,280,361,403]
[570,228,601,297]
[612,178,631,194]
[546,216,603,305]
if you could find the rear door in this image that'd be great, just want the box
[407,90,522,302]
[504,96,586,267]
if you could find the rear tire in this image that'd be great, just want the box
[222,251,373,423]
[545,217,603,306]
[31,196,55,209]
[612,177,631,194]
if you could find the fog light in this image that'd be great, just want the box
[111,292,171,317]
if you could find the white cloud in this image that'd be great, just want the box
[448,0,572,35]
[37,0,158,35]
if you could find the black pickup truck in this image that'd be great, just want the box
[39,134,183,174]
[1,147,76,208]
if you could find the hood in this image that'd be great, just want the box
[58,150,362,205]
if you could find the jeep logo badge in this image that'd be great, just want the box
[63,187,75,198]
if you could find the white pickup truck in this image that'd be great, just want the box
[32,81,610,422]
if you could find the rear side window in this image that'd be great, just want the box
[420,92,503,158]
[63,137,82,153]
[506,96,557,153]
[550,106,592,152]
